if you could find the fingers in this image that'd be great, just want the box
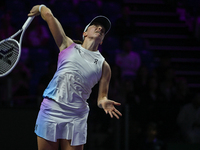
[112,111,119,119]
[109,111,113,118]
[114,109,122,117]
[104,109,108,114]
[28,13,34,17]
[28,12,40,17]
[28,6,40,17]
[108,108,122,119]
[114,101,121,106]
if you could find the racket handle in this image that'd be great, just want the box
[22,16,35,30]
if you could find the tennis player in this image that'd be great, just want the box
[28,4,122,150]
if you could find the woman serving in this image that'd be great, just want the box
[28,4,122,150]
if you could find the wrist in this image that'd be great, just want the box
[98,99,107,108]
[39,4,46,13]
[98,100,103,108]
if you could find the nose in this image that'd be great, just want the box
[98,26,103,31]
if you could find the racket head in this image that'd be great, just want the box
[0,39,21,77]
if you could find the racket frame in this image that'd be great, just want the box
[0,16,34,77]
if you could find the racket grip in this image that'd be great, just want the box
[22,16,35,30]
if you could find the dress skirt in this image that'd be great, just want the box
[34,98,89,146]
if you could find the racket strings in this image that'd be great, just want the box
[0,40,19,74]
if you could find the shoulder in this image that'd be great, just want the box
[103,61,111,72]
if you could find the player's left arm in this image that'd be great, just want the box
[97,61,122,119]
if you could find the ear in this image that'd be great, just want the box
[83,32,87,39]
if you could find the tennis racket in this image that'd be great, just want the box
[0,16,35,77]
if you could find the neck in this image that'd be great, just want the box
[82,38,100,51]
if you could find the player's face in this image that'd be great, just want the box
[85,23,106,42]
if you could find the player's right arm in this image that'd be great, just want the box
[28,5,73,51]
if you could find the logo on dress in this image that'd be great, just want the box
[94,59,98,64]
[74,45,81,53]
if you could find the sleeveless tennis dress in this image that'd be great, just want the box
[35,43,105,146]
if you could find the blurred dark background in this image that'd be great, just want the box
[1,0,200,149]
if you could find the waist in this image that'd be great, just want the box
[42,97,89,116]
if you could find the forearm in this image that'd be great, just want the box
[39,5,54,23]
[97,61,111,108]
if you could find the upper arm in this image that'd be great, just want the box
[41,7,73,51]
[98,61,111,101]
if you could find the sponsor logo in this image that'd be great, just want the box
[94,59,98,64]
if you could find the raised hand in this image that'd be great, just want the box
[28,5,41,17]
